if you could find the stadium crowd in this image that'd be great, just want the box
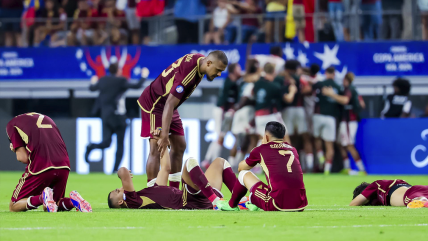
[1,0,428,47]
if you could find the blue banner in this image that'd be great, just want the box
[0,41,427,81]
[356,118,428,175]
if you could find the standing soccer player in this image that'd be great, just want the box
[7,113,92,212]
[216,121,308,211]
[335,72,366,174]
[312,66,349,174]
[137,51,228,188]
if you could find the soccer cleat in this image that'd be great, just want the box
[339,168,350,175]
[70,191,92,212]
[238,196,249,210]
[407,200,427,209]
[245,201,261,211]
[42,187,58,213]
[214,200,240,211]
[324,169,330,175]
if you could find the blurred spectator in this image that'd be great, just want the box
[342,0,356,41]
[174,0,207,44]
[421,104,428,118]
[61,0,78,20]
[380,78,412,118]
[100,0,129,45]
[264,0,286,43]
[419,0,428,40]
[136,0,165,45]
[380,0,403,40]
[204,0,230,44]
[360,0,382,40]
[124,0,139,44]
[293,0,306,42]
[67,0,98,46]
[34,0,66,47]
[328,0,344,41]
[0,0,24,47]
[227,0,262,43]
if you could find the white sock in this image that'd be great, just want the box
[168,172,181,182]
[324,162,332,172]
[212,196,220,205]
[343,158,350,169]
[147,178,157,187]
[306,153,314,170]
[356,160,365,171]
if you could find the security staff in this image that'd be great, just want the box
[380,78,412,118]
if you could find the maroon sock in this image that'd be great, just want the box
[229,179,248,208]
[188,166,217,202]
[169,181,180,189]
[26,195,43,210]
[222,167,237,192]
[57,198,75,212]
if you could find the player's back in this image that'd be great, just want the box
[6,113,70,174]
[138,53,205,112]
[257,141,307,209]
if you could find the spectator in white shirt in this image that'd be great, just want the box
[204,0,231,44]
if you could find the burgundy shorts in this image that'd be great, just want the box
[249,181,307,212]
[181,180,223,210]
[141,108,184,138]
[11,168,70,203]
[403,185,428,205]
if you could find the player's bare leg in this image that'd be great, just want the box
[314,137,325,171]
[146,138,161,186]
[168,135,186,188]
[302,133,314,172]
[9,199,28,212]
[346,144,366,174]
[324,141,334,175]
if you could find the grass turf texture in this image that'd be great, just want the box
[0,172,426,241]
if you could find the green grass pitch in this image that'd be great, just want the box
[0,172,426,241]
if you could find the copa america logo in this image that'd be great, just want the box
[176,85,184,93]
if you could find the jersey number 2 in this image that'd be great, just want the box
[279,150,294,173]
[27,113,52,128]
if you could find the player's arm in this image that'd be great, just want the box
[401,100,412,118]
[322,86,349,105]
[151,128,171,186]
[158,94,180,157]
[283,84,297,103]
[117,167,135,192]
[358,95,366,109]
[238,147,260,172]
[6,124,28,164]
[349,194,369,206]
[89,76,100,91]
[238,160,253,172]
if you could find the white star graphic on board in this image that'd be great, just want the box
[314,44,341,69]
[297,50,309,66]
[283,43,295,60]
[335,66,348,81]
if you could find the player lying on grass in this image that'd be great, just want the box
[108,129,244,209]
[6,112,92,212]
[216,121,308,211]
[350,180,428,208]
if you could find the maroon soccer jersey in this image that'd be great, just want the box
[124,186,184,209]
[245,141,307,210]
[361,179,410,206]
[137,53,205,112]
[6,113,70,175]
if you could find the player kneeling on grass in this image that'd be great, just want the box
[107,129,243,210]
[350,180,428,208]
[7,113,92,212]
[216,121,308,211]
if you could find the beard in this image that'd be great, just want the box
[206,75,215,82]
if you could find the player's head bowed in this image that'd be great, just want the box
[202,51,228,81]
[353,182,370,200]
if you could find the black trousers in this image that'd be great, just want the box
[175,19,199,44]
[91,114,127,172]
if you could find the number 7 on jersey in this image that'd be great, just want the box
[279,150,295,173]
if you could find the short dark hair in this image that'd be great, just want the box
[285,60,300,71]
[353,182,370,200]
[228,63,238,73]
[393,78,411,95]
[109,63,118,75]
[326,66,335,74]
[209,50,228,66]
[107,191,114,208]
[270,46,283,57]
[263,63,275,75]
[265,121,286,139]
[310,64,320,76]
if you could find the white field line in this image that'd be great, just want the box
[1,224,427,231]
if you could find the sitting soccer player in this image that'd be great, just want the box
[107,129,240,210]
[216,121,308,211]
[350,180,428,208]
[7,112,92,212]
